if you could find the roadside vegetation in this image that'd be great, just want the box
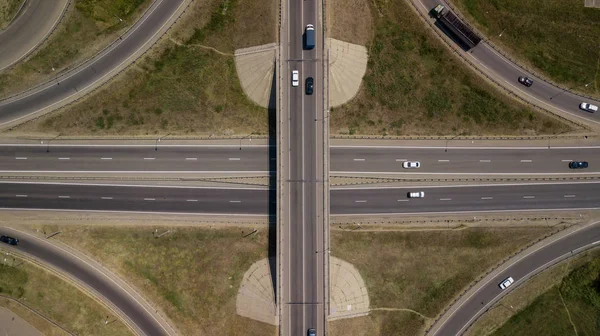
[14,0,277,136]
[328,0,571,136]
[32,223,276,335]
[327,227,557,335]
[0,0,21,30]
[489,251,600,336]
[449,0,600,98]
[0,0,151,98]
[0,250,132,336]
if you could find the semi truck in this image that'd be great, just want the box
[431,4,481,49]
[304,24,315,50]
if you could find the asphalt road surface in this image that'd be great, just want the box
[418,0,600,126]
[430,221,600,336]
[0,0,68,71]
[282,0,326,333]
[2,145,600,174]
[0,0,187,126]
[0,226,170,336]
[1,182,598,215]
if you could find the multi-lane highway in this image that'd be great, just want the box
[1,181,598,215]
[1,144,600,174]
[280,0,326,333]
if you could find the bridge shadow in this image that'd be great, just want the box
[267,57,278,302]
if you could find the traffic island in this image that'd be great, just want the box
[234,43,278,108]
[327,38,368,107]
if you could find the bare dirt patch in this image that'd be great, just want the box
[327,0,373,46]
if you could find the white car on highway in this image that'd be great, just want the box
[402,161,421,169]
[407,191,425,198]
[498,276,514,290]
[292,70,299,87]
[579,102,598,113]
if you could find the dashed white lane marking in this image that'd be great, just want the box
[229,200,241,203]
[58,158,70,160]
[144,198,155,201]
[101,197,113,200]
[395,159,407,162]
[15,157,27,160]
[101,157,112,160]
[481,197,493,200]
[229,158,241,161]
[561,160,573,162]
[143,158,155,160]
[58,196,70,199]
[439,198,452,201]
[523,196,535,199]
[479,160,491,163]
[355,200,367,203]
[15,195,27,197]
[564,195,576,198]
[438,160,450,162]
[353,159,365,161]
[520,160,532,163]
[185,158,197,161]
[186,199,198,202]
[397,199,409,202]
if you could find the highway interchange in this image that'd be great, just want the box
[0,0,599,335]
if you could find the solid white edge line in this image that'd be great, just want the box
[0,170,271,174]
[331,180,600,190]
[0,144,271,148]
[331,145,600,150]
[330,207,600,216]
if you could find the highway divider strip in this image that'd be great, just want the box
[330,175,600,186]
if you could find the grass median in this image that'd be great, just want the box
[449,0,600,98]
[13,0,277,137]
[328,226,558,335]
[0,250,132,336]
[0,0,151,98]
[328,0,571,136]
[32,223,276,335]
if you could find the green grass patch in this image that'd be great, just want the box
[0,0,22,29]
[0,0,151,98]
[17,0,277,136]
[37,224,276,335]
[0,251,132,336]
[330,0,571,136]
[328,227,556,335]
[450,0,600,97]
[492,256,600,336]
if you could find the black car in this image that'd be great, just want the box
[569,161,588,169]
[307,328,316,336]
[518,76,533,87]
[305,77,314,95]
[0,235,19,245]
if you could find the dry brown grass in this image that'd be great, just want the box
[328,227,556,335]
[0,0,21,29]
[328,0,374,46]
[466,249,600,336]
[0,0,152,99]
[0,252,132,336]
[13,0,277,137]
[329,0,571,136]
[30,223,276,336]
